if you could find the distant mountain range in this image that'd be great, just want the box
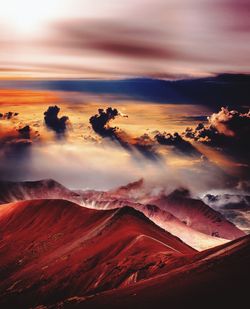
[1,73,250,107]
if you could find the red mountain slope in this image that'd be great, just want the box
[80,194,228,250]
[0,179,243,250]
[0,199,194,308]
[146,190,245,240]
[62,234,250,309]
[0,179,81,204]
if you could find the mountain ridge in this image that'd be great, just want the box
[0,198,195,308]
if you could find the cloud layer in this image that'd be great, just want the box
[0,98,249,199]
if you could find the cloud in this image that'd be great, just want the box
[0,123,33,159]
[155,131,201,156]
[213,0,250,33]
[182,108,250,192]
[1,0,250,79]
[18,125,31,139]
[132,133,159,161]
[0,124,32,144]
[44,105,69,135]
[0,120,41,180]
[184,116,208,122]
[4,138,32,151]
[209,107,250,137]
[49,19,175,60]
[0,111,19,120]
[183,107,250,163]
[89,107,120,138]
[204,193,250,210]
[89,107,159,161]
[236,180,250,193]
[202,192,250,233]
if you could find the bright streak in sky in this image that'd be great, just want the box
[0,0,62,34]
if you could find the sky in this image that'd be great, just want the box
[0,0,250,78]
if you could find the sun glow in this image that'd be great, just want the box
[1,0,62,34]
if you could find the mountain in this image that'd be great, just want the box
[110,180,245,239]
[0,179,81,205]
[107,180,245,240]
[0,184,248,308]
[59,234,250,309]
[109,178,144,197]
[3,73,250,107]
[0,199,194,308]
[0,179,241,250]
[79,192,228,251]
[145,189,245,240]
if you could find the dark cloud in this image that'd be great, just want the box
[81,40,171,59]
[184,107,250,163]
[155,131,201,156]
[49,19,175,60]
[204,193,250,210]
[18,125,31,139]
[184,123,217,143]
[0,121,40,180]
[89,107,159,161]
[209,107,250,137]
[0,125,32,146]
[184,116,208,122]
[0,123,33,161]
[0,112,19,120]
[203,192,250,233]
[44,105,69,135]
[89,107,120,138]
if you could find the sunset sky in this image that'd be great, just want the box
[0,0,250,78]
